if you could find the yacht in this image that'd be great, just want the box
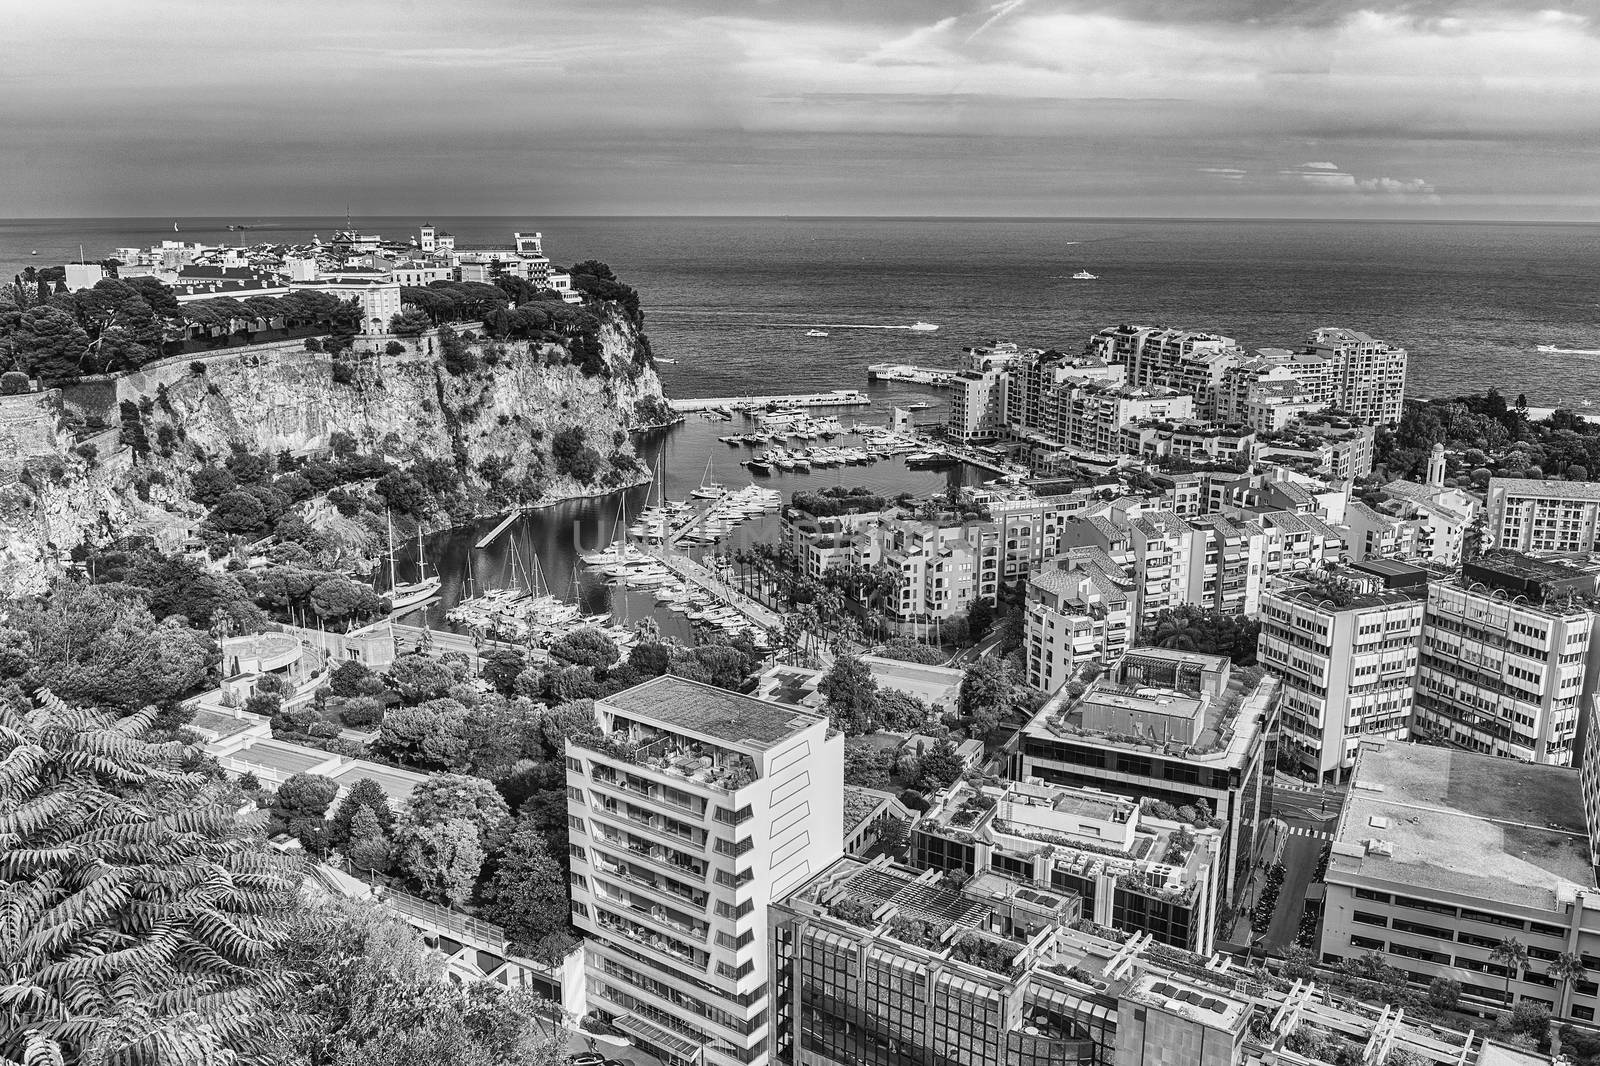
[805,329,829,337]
[1072,270,1098,280]
[382,514,441,611]
[906,401,932,410]
[691,457,725,500]
[908,321,939,332]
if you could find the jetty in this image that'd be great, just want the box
[474,510,524,549]
[668,389,869,413]
[867,363,954,387]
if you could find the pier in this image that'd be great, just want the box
[474,509,525,549]
[668,389,870,413]
[867,363,954,387]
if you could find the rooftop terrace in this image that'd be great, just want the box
[1330,740,1594,911]
[601,675,823,750]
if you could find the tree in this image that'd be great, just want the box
[271,771,340,854]
[1491,937,1529,1004]
[329,776,396,852]
[374,698,469,769]
[14,304,90,381]
[3,579,214,712]
[209,488,269,534]
[967,597,995,640]
[1427,975,1462,1010]
[1550,950,1587,1017]
[876,688,928,732]
[395,818,485,907]
[548,625,620,670]
[911,738,966,793]
[345,806,393,875]
[480,648,526,694]
[535,699,601,760]
[407,773,513,848]
[330,657,385,698]
[844,740,895,789]
[263,899,569,1065]
[820,654,880,735]
[385,651,462,705]
[959,655,1012,735]
[0,691,300,1063]
[878,637,945,665]
[482,820,578,962]
[390,304,433,336]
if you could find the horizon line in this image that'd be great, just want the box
[3,213,1597,227]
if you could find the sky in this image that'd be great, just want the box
[2,0,1597,219]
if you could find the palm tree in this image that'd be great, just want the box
[0,690,302,1063]
[1491,937,1529,1005]
[1550,950,1587,1018]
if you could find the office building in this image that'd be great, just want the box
[1487,477,1600,555]
[770,855,1505,1066]
[1014,649,1278,910]
[1414,551,1600,766]
[1257,562,1427,784]
[911,779,1223,954]
[565,677,844,1066]
[1322,738,1600,1025]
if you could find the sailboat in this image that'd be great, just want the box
[385,513,442,611]
[691,457,725,500]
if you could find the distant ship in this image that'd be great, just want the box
[908,321,938,332]
[905,401,932,410]
[1538,344,1600,355]
[1073,270,1098,280]
[806,329,829,337]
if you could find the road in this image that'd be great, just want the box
[1264,832,1326,952]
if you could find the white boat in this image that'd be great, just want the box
[1538,344,1600,355]
[691,457,725,500]
[382,513,441,611]
[1072,270,1098,280]
[908,321,938,332]
[905,401,931,410]
[805,329,829,337]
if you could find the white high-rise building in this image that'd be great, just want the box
[565,677,843,1066]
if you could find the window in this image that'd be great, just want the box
[1353,912,1389,927]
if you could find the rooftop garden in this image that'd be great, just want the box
[789,486,892,518]
[887,914,947,951]
[827,896,881,929]
[949,932,1020,977]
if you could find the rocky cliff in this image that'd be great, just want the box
[0,301,669,594]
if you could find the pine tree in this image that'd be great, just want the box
[329,776,395,852]
[0,690,300,1063]
[483,820,577,962]
[346,805,392,875]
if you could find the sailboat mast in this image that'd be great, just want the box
[387,512,398,590]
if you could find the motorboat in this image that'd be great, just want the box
[747,459,772,474]
[906,401,931,410]
[908,321,938,331]
[1072,270,1098,280]
[905,451,959,470]
[805,329,829,337]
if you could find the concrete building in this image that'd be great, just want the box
[1003,347,1122,436]
[1086,326,1246,420]
[849,514,1000,628]
[948,341,1023,443]
[1322,738,1600,1026]
[770,855,1507,1066]
[289,272,403,335]
[1487,477,1600,555]
[1023,548,1135,692]
[1257,562,1428,784]
[565,677,844,1066]
[1293,327,1409,426]
[1058,382,1195,456]
[1014,650,1278,911]
[1120,418,1255,467]
[911,779,1224,953]
[1414,552,1600,767]
[1251,419,1375,480]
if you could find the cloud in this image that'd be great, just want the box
[1280,161,1440,200]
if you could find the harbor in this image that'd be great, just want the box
[667,388,869,413]
[867,362,955,387]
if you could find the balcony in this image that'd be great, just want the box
[593,856,710,909]
[593,885,710,942]
[591,829,708,882]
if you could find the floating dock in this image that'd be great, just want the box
[668,389,870,413]
[867,363,954,387]
[474,510,524,549]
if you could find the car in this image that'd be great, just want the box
[569,1055,604,1066]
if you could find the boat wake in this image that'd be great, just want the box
[1537,345,1600,356]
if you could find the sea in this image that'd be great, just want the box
[4,215,1598,628]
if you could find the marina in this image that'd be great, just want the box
[866,362,955,387]
[668,388,869,413]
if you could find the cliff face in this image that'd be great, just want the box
[0,303,668,594]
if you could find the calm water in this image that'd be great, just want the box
[6,214,1597,624]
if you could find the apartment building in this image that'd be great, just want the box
[770,855,1502,1066]
[1023,548,1135,692]
[1057,382,1196,456]
[1014,650,1278,909]
[1085,325,1246,420]
[1120,418,1255,466]
[1257,562,1428,784]
[911,779,1224,954]
[1189,514,1268,615]
[850,515,1000,625]
[565,677,844,1066]
[1251,420,1375,480]
[1487,477,1600,554]
[778,501,893,581]
[987,491,1095,585]
[1322,739,1600,1027]
[1413,552,1600,767]
[1293,327,1408,426]
[948,342,1023,443]
[1004,347,1123,436]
